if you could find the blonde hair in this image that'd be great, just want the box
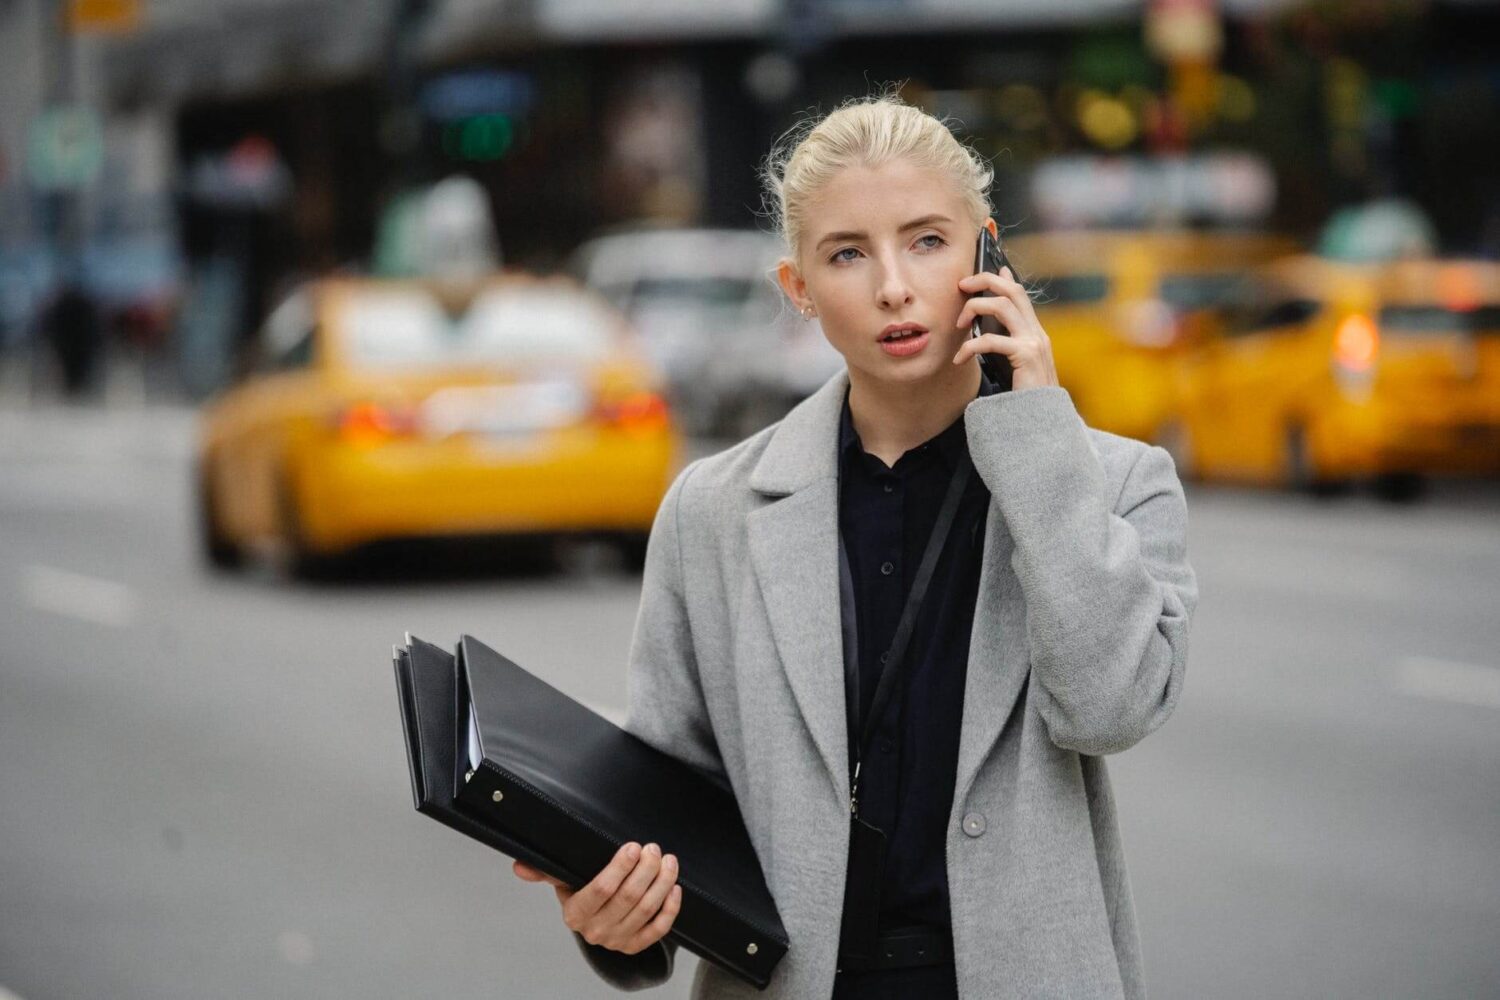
[761,92,994,260]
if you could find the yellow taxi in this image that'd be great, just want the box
[1167,256,1500,494]
[1006,229,1299,442]
[196,274,681,572]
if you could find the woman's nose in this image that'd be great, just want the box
[875,261,914,310]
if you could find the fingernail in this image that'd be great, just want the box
[646,842,660,856]
[626,843,641,859]
[664,854,677,871]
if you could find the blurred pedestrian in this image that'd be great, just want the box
[40,279,104,397]
[514,93,1198,1000]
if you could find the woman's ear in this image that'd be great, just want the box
[776,258,812,314]
[984,217,999,239]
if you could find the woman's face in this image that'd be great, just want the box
[779,158,982,389]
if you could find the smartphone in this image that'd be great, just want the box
[971,228,1015,392]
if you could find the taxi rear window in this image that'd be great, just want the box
[1160,274,1243,311]
[1379,305,1500,334]
[1033,274,1109,305]
[342,287,614,367]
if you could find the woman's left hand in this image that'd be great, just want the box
[952,267,1061,393]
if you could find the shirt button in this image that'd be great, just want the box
[883,482,894,493]
[962,812,986,838]
[879,738,896,754]
[880,561,894,576]
[879,650,889,664]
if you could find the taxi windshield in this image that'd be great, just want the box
[341,286,615,367]
[631,276,757,308]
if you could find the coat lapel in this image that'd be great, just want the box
[952,502,1030,807]
[743,371,1037,813]
[747,483,848,805]
[746,372,851,807]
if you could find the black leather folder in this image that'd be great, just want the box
[393,632,788,989]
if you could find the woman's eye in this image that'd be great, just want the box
[915,234,946,251]
[830,247,861,264]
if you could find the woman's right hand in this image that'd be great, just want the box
[513,841,682,955]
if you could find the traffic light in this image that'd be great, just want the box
[441,114,515,162]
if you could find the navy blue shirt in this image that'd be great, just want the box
[836,376,996,935]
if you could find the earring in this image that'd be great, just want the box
[802,305,816,319]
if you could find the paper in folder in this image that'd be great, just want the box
[393,633,788,989]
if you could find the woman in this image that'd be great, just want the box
[514,94,1198,999]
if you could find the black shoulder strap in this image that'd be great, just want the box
[845,455,972,814]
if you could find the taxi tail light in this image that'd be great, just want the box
[593,391,671,433]
[1333,313,1380,377]
[335,401,420,445]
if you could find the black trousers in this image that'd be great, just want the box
[831,963,959,1000]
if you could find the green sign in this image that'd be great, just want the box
[441,114,515,162]
[27,106,105,190]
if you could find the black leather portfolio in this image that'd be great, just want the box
[393,633,788,990]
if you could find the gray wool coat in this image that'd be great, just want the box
[576,371,1197,999]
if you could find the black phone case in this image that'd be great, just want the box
[972,230,1015,392]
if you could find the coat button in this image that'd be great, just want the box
[962,812,986,838]
[880,561,894,576]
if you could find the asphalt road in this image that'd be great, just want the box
[2,403,1497,1000]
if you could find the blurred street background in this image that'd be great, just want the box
[2,0,1499,998]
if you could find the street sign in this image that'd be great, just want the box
[26,106,105,191]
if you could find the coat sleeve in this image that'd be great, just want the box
[965,386,1198,756]
[575,459,722,989]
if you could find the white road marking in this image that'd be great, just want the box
[21,565,139,628]
[1394,655,1500,710]
[0,464,154,510]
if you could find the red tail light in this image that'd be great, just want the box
[1333,313,1379,376]
[1438,265,1481,314]
[594,392,670,434]
[336,401,419,446]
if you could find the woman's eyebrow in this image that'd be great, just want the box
[897,213,954,232]
[814,214,956,250]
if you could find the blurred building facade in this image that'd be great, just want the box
[2,0,1498,395]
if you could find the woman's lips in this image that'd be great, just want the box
[879,330,931,357]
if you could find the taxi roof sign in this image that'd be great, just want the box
[67,0,140,33]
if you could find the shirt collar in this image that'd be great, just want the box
[839,370,997,470]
